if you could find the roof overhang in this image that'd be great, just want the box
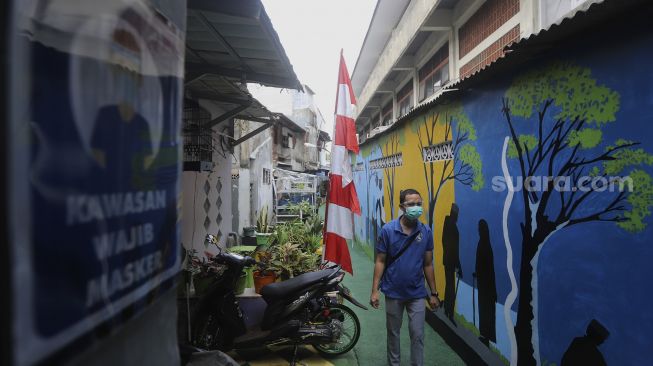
[359,0,649,146]
[185,0,302,90]
[184,75,285,146]
[352,0,456,121]
[277,114,305,133]
[351,0,410,97]
[318,130,331,142]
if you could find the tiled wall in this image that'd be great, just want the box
[458,0,520,58]
[459,25,520,78]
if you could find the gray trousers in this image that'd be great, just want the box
[385,297,425,366]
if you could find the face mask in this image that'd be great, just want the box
[404,206,423,220]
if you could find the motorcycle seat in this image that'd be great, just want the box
[261,269,336,300]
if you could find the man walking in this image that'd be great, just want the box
[370,189,440,366]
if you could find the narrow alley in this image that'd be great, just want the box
[228,241,465,366]
[3,0,653,366]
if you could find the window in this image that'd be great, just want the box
[419,43,449,101]
[371,113,380,129]
[381,101,393,126]
[262,168,271,184]
[281,133,294,148]
[397,80,413,117]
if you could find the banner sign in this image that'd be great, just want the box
[8,1,185,364]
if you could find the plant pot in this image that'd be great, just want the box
[243,226,256,237]
[253,271,277,294]
[234,273,247,295]
[256,233,272,246]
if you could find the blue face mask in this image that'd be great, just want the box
[404,206,423,220]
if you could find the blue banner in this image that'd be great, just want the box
[9,2,186,364]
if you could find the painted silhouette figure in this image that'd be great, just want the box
[561,319,609,366]
[442,203,461,323]
[474,219,497,346]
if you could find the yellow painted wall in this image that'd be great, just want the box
[378,111,457,298]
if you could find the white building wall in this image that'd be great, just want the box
[181,115,233,255]
[357,0,441,114]
[249,135,274,225]
[232,121,275,234]
[237,168,252,233]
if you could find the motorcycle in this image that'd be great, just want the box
[187,235,367,363]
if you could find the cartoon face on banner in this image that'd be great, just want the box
[69,13,164,163]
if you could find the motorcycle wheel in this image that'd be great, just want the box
[312,304,361,357]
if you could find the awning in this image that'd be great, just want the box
[184,75,285,146]
[183,0,303,146]
[185,0,302,90]
[318,130,331,142]
[277,114,305,134]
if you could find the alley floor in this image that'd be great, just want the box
[229,242,464,366]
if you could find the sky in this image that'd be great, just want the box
[258,0,377,135]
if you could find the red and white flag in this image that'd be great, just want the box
[324,51,361,274]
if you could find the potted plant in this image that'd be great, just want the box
[252,250,278,294]
[287,200,313,221]
[255,205,274,246]
[269,242,320,280]
[179,247,226,298]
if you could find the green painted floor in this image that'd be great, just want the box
[330,242,465,366]
[233,204,463,365]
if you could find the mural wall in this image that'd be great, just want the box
[354,27,653,365]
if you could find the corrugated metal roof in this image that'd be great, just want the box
[360,0,650,146]
[185,0,302,91]
[277,113,306,133]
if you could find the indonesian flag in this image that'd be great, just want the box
[324,51,361,274]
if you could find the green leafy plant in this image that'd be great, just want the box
[306,234,323,254]
[268,223,290,247]
[287,200,314,218]
[269,242,320,279]
[179,246,226,297]
[254,250,278,276]
[304,214,324,235]
[255,205,273,233]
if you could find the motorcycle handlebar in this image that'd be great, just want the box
[211,252,258,267]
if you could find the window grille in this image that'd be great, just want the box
[183,100,213,171]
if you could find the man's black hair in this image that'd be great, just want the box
[400,188,421,204]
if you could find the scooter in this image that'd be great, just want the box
[187,235,368,363]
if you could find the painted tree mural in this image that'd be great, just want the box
[502,62,653,365]
[412,103,484,228]
[383,133,401,219]
[358,146,384,244]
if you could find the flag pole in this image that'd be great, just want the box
[321,173,330,265]
[323,49,341,266]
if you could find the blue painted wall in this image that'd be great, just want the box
[357,20,653,365]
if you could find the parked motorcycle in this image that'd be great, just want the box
[187,235,367,363]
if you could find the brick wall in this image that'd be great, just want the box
[458,0,520,58]
[459,25,520,79]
